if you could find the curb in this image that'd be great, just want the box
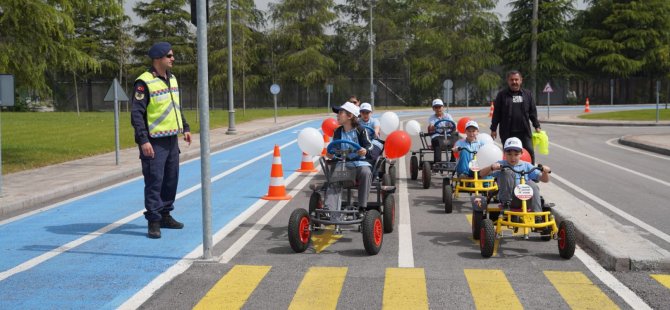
[0,119,306,219]
[542,119,670,127]
[618,136,670,156]
[543,181,670,272]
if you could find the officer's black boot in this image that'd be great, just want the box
[148,221,161,239]
[160,214,184,229]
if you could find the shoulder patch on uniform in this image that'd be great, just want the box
[135,92,145,100]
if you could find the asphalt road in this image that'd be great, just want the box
[141,109,670,309]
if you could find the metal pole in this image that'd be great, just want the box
[225,0,236,135]
[196,0,213,259]
[465,82,469,108]
[610,79,614,105]
[656,80,661,123]
[530,0,539,101]
[273,94,277,123]
[113,79,120,165]
[547,92,550,119]
[0,107,3,196]
[369,0,374,107]
[327,91,331,112]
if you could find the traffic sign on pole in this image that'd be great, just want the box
[542,82,553,93]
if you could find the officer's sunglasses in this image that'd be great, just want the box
[164,54,174,59]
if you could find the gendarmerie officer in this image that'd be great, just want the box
[131,42,191,239]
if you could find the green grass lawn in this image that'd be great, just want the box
[578,108,670,120]
[0,108,327,174]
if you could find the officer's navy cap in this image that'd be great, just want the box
[148,42,172,59]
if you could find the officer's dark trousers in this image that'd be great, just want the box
[141,135,180,222]
[502,131,535,164]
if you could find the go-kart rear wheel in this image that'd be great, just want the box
[389,164,397,187]
[362,210,383,255]
[288,208,311,253]
[472,211,483,240]
[383,194,395,233]
[410,156,418,180]
[444,185,453,213]
[421,161,431,189]
[308,191,322,216]
[480,219,495,258]
[558,220,576,259]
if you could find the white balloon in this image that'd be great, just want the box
[380,112,400,135]
[476,143,503,168]
[477,133,494,145]
[405,120,421,136]
[298,127,324,156]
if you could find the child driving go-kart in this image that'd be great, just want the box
[452,120,486,178]
[479,137,551,213]
[427,99,458,163]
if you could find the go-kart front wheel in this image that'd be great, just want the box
[558,220,576,259]
[480,219,495,258]
[410,156,418,180]
[388,164,397,186]
[421,161,431,189]
[443,184,453,213]
[383,193,395,233]
[362,210,383,255]
[472,211,483,240]
[288,208,311,253]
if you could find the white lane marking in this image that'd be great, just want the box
[605,138,670,161]
[551,142,670,187]
[398,121,414,268]
[219,169,320,263]
[575,247,652,310]
[119,167,315,309]
[0,141,298,281]
[0,121,310,227]
[552,173,670,245]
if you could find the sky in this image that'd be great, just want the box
[124,0,589,25]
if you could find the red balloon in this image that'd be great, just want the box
[457,117,471,134]
[384,130,412,159]
[321,118,339,137]
[501,147,533,162]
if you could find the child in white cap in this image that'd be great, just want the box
[480,137,551,212]
[359,102,380,138]
[427,99,457,163]
[452,120,486,178]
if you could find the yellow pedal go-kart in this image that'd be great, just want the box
[443,147,497,214]
[477,164,576,259]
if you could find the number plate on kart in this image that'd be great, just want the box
[331,163,357,182]
[468,160,480,172]
[514,184,533,200]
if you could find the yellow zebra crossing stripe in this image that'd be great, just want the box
[193,265,271,310]
[651,274,670,290]
[383,268,429,309]
[464,269,523,310]
[544,271,618,309]
[288,267,347,310]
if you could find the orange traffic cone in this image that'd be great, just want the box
[488,101,494,118]
[262,145,292,200]
[296,152,317,172]
[584,97,591,113]
[320,134,330,156]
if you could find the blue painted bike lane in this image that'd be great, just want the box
[0,120,320,308]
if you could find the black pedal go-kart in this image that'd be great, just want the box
[409,119,458,189]
[288,140,396,255]
[361,125,398,187]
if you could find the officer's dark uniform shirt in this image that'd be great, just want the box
[509,91,527,132]
[130,67,190,146]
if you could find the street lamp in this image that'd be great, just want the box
[369,0,375,107]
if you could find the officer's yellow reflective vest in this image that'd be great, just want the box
[136,72,183,138]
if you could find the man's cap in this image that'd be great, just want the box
[432,98,444,107]
[504,137,523,152]
[332,101,360,117]
[360,102,372,112]
[465,120,479,130]
[148,42,172,59]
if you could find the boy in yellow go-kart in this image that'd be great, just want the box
[479,137,551,212]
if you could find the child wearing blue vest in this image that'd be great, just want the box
[452,120,486,178]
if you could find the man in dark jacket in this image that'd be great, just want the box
[490,70,541,163]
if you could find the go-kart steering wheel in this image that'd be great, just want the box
[327,140,363,159]
[433,119,456,134]
[362,125,376,138]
